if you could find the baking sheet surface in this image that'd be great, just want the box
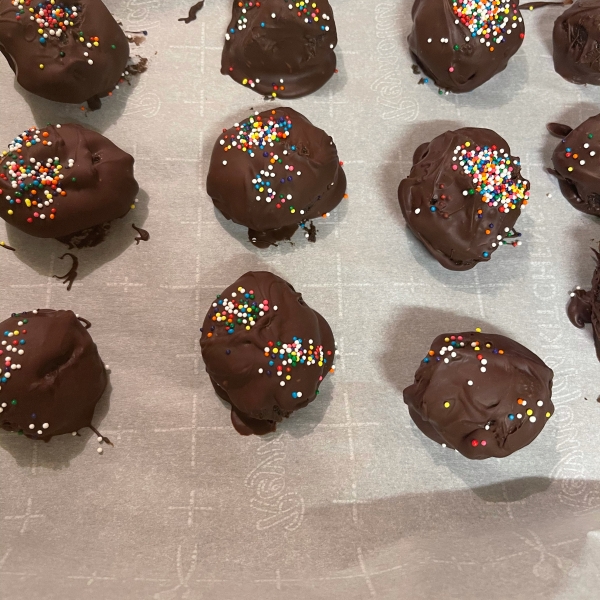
[1,1,600,599]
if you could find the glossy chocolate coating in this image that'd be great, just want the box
[404,331,554,459]
[567,248,600,361]
[221,0,338,98]
[398,127,528,270]
[206,107,346,248]
[0,0,129,105]
[0,123,138,243]
[0,309,107,441]
[548,116,600,216]
[408,0,525,93]
[200,272,336,436]
[553,0,600,85]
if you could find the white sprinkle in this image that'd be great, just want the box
[37,430,43,435]
[467,380,473,386]
[72,432,77,436]
[537,400,543,407]
[280,381,285,387]
[223,160,228,166]
[97,447,103,454]
[42,423,49,429]
[414,208,421,215]
[29,424,35,430]
[480,367,486,373]
[529,416,537,423]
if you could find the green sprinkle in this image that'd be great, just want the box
[11,399,17,406]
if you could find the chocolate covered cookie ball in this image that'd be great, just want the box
[200,272,336,436]
[207,107,346,248]
[221,0,338,98]
[548,116,600,217]
[404,331,554,459]
[0,0,129,107]
[0,123,139,248]
[398,127,528,270]
[408,0,525,93]
[0,309,108,441]
[568,247,600,361]
[553,0,600,86]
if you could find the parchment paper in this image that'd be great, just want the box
[1,2,600,599]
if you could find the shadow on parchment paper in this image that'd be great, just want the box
[293,478,600,600]
[5,188,149,282]
[12,72,142,135]
[0,381,112,469]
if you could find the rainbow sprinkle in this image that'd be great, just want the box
[221,112,292,157]
[209,287,270,334]
[1,127,72,225]
[453,142,529,214]
[452,0,522,48]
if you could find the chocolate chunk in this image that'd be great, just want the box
[404,331,554,459]
[0,0,129,106]
[221,0,338,98]
[549,114,600,216]
[398,127,528,270]
[408,0,525,93]
[0,124,139,244]
[553,0,600,86]
[200,272,336,436]
[0,309,108,441]
[207,107,346,247]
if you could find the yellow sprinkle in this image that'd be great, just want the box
[130,204,136,209]
[286,375,291,381]
[527,409,533,416]
[7,210,13,216]
[39,64,44,70]
[242,78,248,85]
[475,327,481,333]
[444,402,451,409]
[546,412,551,418]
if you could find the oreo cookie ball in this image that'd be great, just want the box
[200,272,336,436]
[404,331,554,459]
[207,107,346,248]
[221,0,338,98]
[0,309,108,441]
[398,127,529,270]
[548,115,600,217]
[553,0,600,86]
[568,246,600,361]
[0,123,139,248]
[0,0,129,107]
[408,0,525,93]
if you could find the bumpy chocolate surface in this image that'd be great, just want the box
[0,0,129,106]
[548,116,600,216]
[200,272,336,436]
[408,0,525,93]
[207,107,346,248]
[398,127,528,271]
[0,123,138,245]
[0,309,108,441]
[404,332,554,459]
[568,247,600,361]
[553,0,600,85]
[221,0,337,98]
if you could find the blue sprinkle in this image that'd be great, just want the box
[226,350,231,355]
[483,252,489,258]
[424,357,430,363]
[430,206,437,212]
[508,414,515,420]
[292,392,298,399]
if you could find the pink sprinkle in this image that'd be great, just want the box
[481,440,487,446]
[449,67,454,73]
[452,165,458,170]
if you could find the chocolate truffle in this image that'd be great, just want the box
[0,0,129,107]
[398,127,528,270]
[404,331,554,459]
[221,0,338,98]
[408,0,525,93]
[0,123,139,248]
[207,107,346,248]
[548,116,600,217]
[200,272,336,436]
[553,0,600,86]
[0,309,108,441]
[567,247,600,361]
